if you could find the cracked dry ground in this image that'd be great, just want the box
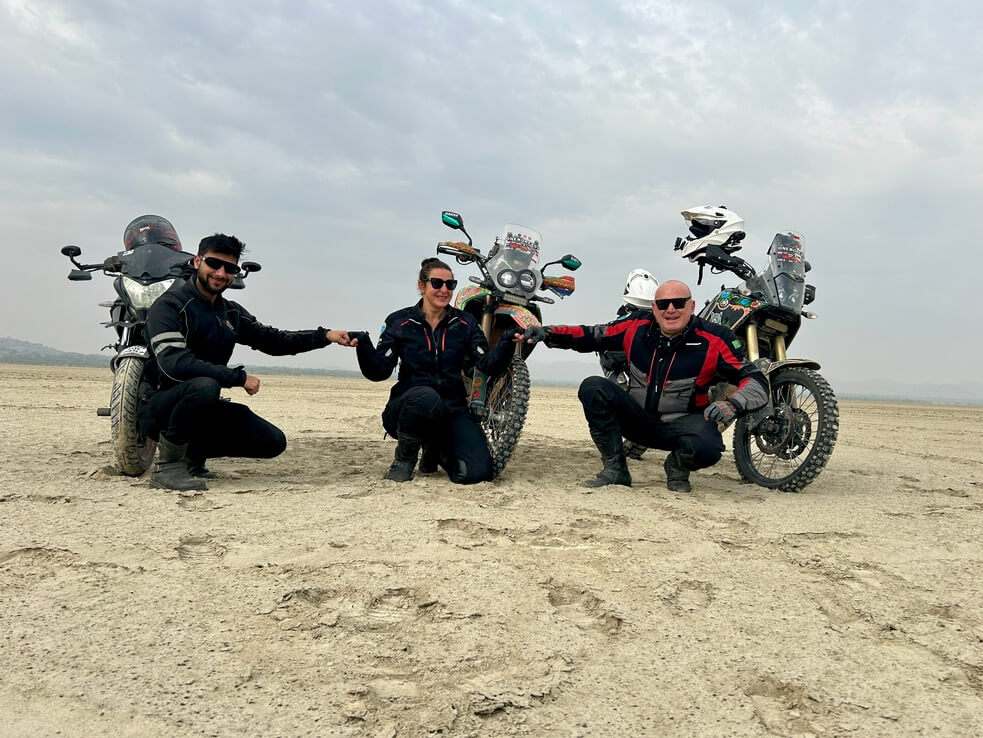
[2,366,981,736]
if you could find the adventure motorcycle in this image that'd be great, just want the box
[437,211,581,475]
[60,241,260,475]
[675,205,838,492]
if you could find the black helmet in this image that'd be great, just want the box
[123,214,182,250]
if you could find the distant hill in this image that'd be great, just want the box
[2,336,981,404]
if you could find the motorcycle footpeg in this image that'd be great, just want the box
[96,407,111,416]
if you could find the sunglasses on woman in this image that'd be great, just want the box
[202,256,242,275]
[654,296,691,310]
[428,277,458,290]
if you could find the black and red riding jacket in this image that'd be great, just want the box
[546,311,768,422]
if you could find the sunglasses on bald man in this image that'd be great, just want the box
[654,296,691,310]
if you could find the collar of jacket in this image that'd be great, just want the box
[649,314,695,342]
[411,299,460,326]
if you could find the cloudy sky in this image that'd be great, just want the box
[3,0,979,386]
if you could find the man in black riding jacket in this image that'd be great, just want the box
[142,233,351,491]
[525,279,768,492]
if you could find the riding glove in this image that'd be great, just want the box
[704,399,738,427]
[522,326,549,344]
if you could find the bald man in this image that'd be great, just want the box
[527,280,768,492]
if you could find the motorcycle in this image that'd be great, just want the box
[60,241,260,475]
[437,211,581,476]
[674,207,839,492]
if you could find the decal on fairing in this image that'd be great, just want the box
[455,285,489,310]
[703,290,766,330]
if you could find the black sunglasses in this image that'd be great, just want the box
[202,256,241,275]
[428,277,458,290]
[654,296,691,310]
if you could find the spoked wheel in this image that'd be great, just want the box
[480,356,531,477]
[603,367,647,460]
[733,367,838,492]
[111,357,156,476]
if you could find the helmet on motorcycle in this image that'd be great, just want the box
[123,215,182,251]
[677,205,744,260]
[623,268,659,308]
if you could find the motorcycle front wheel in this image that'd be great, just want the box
[111,356,156,476]
[733,367,838,492]
[481,355,531,477]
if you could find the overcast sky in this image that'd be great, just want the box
[3,0,979,386]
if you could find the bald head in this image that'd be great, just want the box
[652,280,695,337]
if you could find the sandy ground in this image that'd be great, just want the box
[1,363,981,737]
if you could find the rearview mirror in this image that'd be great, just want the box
[241,261,261,273]
[441,211,464,230]
[61,245,81,258]
[560,255,581,271]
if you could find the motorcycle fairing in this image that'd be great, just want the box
[118,243,193,283]
[454,284,489,310]
[700,290,768,331]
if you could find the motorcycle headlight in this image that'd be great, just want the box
[123,278,175,309]
[518,270,537,293]
[497,269,518,288]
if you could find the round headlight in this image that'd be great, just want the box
[518,270,537,292]
[498,269,518,288]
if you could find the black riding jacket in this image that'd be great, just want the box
[146,277,330,391]
[547,312,768,422]
[356,302,516,414]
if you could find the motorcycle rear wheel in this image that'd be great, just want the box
[111,357,156,476]
[481,356,530,477]
[733,367,838,492]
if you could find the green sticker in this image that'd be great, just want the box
[732,339,742,349]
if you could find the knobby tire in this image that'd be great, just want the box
[481,356,531,477]
[733,367,838,492]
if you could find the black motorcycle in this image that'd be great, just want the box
[60,242,259,475]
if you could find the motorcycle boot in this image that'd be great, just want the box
[151,436,207,491]
[585,428,632,488]
[187,457,218,479]
[418,444,440,475]
[387,433,422,482]
[664,451,692,493]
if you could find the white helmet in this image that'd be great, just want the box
[678,205,745,260]
[623,268,659,308]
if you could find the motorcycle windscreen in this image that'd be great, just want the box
[760,232,806,311]
[119,243,194,282]
[486,224,543,297]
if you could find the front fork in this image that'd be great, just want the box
[470,296,497,414]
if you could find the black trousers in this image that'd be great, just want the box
[140,377,287,463]
[578,375,725,470]
[382,386,493,484]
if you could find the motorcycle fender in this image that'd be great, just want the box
[761,357,821,374]
[494,305,541,329]
[117,345,150,360]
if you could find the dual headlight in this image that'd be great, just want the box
[497,269,537,293]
